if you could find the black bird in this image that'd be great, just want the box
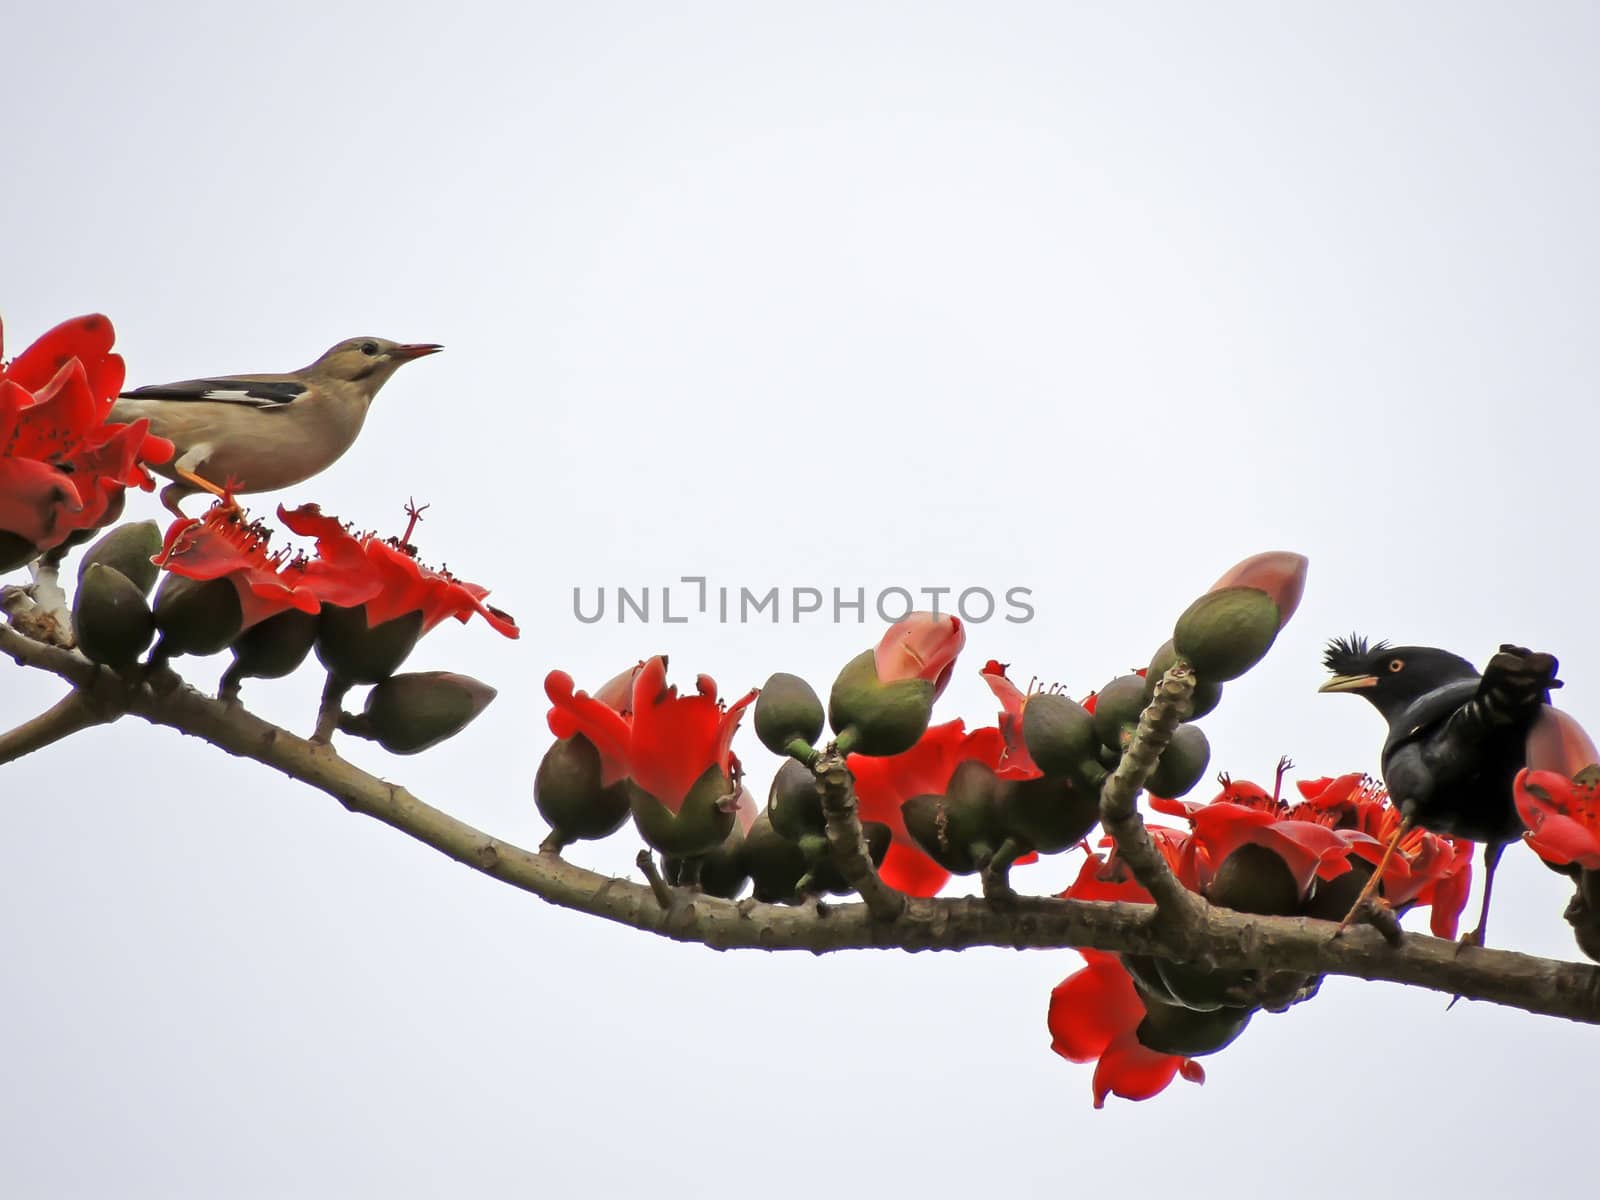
[1319,635,1562,946]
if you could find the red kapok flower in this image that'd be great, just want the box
[278,502,518,639]
[1292,772,1474,936]
[979,660,1047,781]
[156,506,324,630]
[875,612,964,697]
[847,718,1006,897]
[0,314,173,556]
[545,655,756,812]
[1515,769,1600,870]
[1049,949,1205,1109]
[1152,780,1360,900]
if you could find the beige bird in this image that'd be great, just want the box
[111,337,443,517]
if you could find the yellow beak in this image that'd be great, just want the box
[1318,674,1379,693]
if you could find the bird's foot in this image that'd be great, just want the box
[1334,896,1403,946]
[1454,926,1487,955]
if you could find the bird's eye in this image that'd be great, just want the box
[1388,658,1405,673]
[359,341,379,356]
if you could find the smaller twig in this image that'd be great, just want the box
[815,746,907,921]
[1099,663,1207,926]
[980,837,1024,907]
[635,850,674,910]
[311,675,352,744]
[336,713,378,742]
[0,691,107,765]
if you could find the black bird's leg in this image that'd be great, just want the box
[1459,840,1505,950]
[1334,817,1412,936]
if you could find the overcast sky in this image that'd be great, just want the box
[4,3,1598,1196]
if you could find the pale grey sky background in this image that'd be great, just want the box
[4,3,1598,1196]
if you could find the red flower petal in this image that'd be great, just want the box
[848,719,1006,895]
[0,456,81,544]
[1048,951,1143,1063]
[1515,769,1600,869]
[877,842,950,898]
[544,669,633,786]
[1093,1033,1195,1109]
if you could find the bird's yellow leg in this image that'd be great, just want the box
[174,467,240,516]
[1334,820,1411,935]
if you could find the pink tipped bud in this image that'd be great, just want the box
[875,612,965,696]
[1526,706,1600,777]
[1208,551,1308,630]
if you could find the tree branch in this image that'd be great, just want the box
[815,746,907,920]
[3,620,1598,1025]
[0,691,108,765]
[1099,663,1207,924]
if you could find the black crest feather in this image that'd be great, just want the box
[1323,633,1390,675]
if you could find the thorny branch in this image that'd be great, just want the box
[3,620,1598,1026]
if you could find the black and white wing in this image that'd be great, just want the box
[119,377,306,409]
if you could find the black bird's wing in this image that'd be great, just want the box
[1382,678,1481,762]
[1383,648,1560,842]
[119,377,306,409]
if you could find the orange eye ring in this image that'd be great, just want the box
[1388,658,1405,673]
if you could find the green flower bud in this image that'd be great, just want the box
[742,811,813,904]
[1091,674,1148,752]
[901,760,1005,875]
[151,572,243,659]
[827,649,935,757]
[767,758,825,844]
[1020,692,1099,779]
[997,774,1100,855]
[1172,589,1282,683]
[77,521,162,596]
[1120,954,1180,1006]
[226,608,320,688]
[534,734,632,847]
[628,764,739,857]
[358,671,497,755]
[1208,843,1301,916]
[1151,959,1256,1013]
[665,817,750,900]
[1135,990,1256,1057]
[1302,859,1373,923]
[315,605,424,684]
[1145,724,1211,799]
[72,562,154,669]
[754,672,825,757]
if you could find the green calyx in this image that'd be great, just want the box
[534,734,632,846]
[151,573,243,659]
[78,521,162,596]
[827,649,935,758]
[1020,692,1099,780]
[315,605,425,684]
[901,760,1005,875]
[72,563,154,669]
[1135,988,1257,1057]
[1091,674,1148,752]
[1145,723,1211,800]
[628,764,739,857]
[996,774,1100,855]
[1172,587,1283,683]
